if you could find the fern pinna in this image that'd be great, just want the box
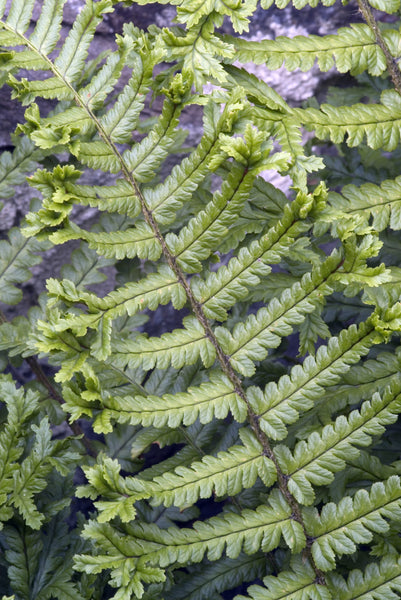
[1,0,401,598]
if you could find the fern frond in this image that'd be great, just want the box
[328,555,401,600]
[192,194,315,321]
[306,476,401,571]
[51,220,162,261]
[65,179,141,218]
[215,251,341,376]
[165,553,268,600]
[166,161,253,273]
[3,0,35,36]
[277,379,401,504]
[100,36,155,143]
[99,369,246,429]
[145,94,243,225]
[29,0,65,55]
[366,0,400,13]
[141,428,276,507]
[75,490,305,589]
[0,377,79,529]
[235,556,330,600]
[229,25,398,76]
[296,90,401,151]
[122,97,185,181]
[54,0,112,84]
[324,175,401,234]
[2,511,84,600]
[0,228,48,305]
[43,264,184,341]
[162,19,236,87]
[111,316,215,368]
[0,136,42,199]
[305,351,401,425]
[249,320,385,441]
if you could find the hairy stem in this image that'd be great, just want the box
[357,0,401,95]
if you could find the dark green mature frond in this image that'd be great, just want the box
[165,553,268,600]
[0,228,48,305]
[0,136,42,199]
[0,376,79,529]
[2,510,84,600]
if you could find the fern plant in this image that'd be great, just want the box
[1,0,401,598]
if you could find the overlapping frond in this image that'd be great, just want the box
[306,476,401,571]
[215,251,341,376]
[0,228,48,305]
[277,379,401,504]
[96,369,246,429]
[248,319,386,440]
[75,490,305,589]
[235,557,330,600]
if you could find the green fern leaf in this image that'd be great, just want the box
[29,0,65,55]
[100,36,156,143]
[327,555,401,599]
[367,0,400,13]
[162,19,235,86]
[0,228,48,305]
[99,370,246,429]
[50,221,162,261]
[145,93,243,225]
[54,0,112,84]
[123,97,185,181]
[75,490,304,587]
[65,179,141,218]
[192,196,314,321]
[296,90,401,151]
[141,428,276,507]
[42,265,184,348]
[111,316,215,369]
[4,0,35,34]
[306,476,401,571]
[276,379,401,504]
[215,252,341,376]
[166,162,254,272]
[249,320,385,441]
[235,556,331,600]
[229,24,397,76]
[0,136,42,199]
[70,140,120,173]
[324,175,401,234]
